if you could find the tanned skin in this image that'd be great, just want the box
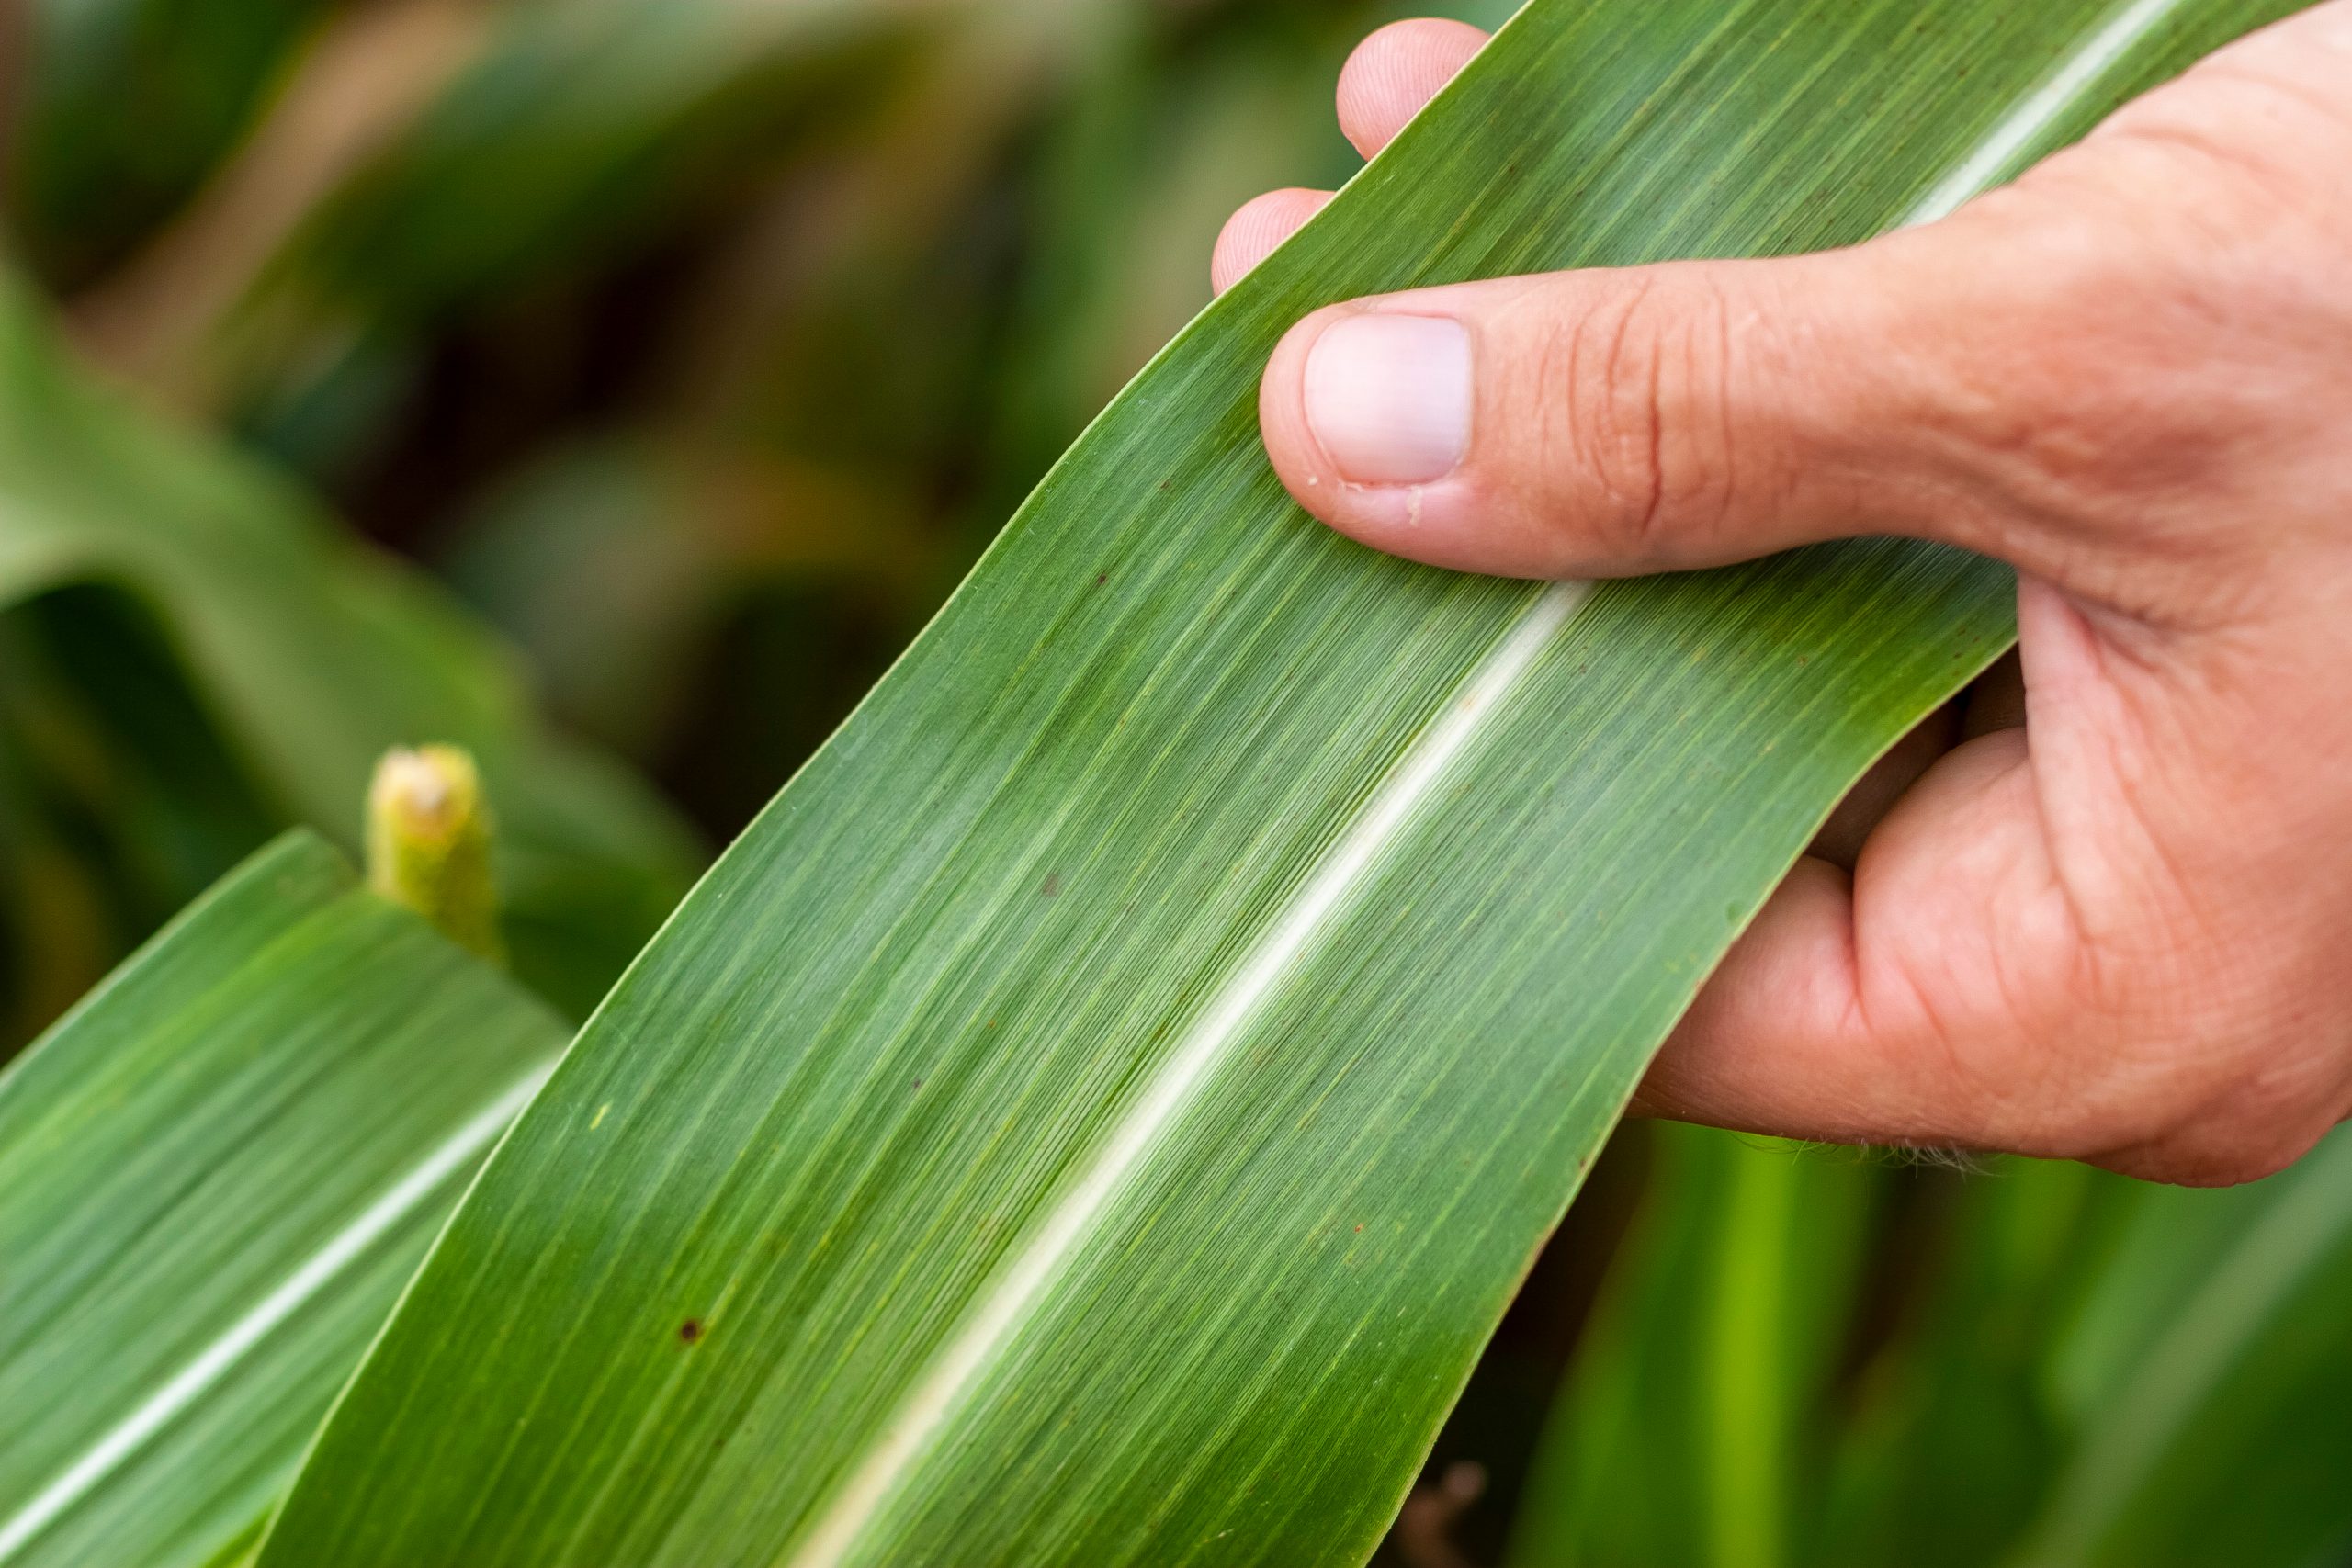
[1216,6,2352,1185]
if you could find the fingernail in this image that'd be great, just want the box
[1303,313,1472,485]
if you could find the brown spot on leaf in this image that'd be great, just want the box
[1040,872,1061,897]
[679,1319,704,1345]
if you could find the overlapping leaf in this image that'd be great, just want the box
[251,2,2308,1564]
[0,832,565,1568]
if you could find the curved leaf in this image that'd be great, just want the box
[258,1,2296,1563]
[0,832,564,1568]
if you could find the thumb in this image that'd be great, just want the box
[1257,233,2000,579]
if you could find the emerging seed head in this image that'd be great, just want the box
[366,744,503,962]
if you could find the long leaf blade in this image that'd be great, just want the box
[257,2,2298,1564]
[0,832,565,1568]
[2015,1128,2352,1568]
[1507,1126,1880,1568]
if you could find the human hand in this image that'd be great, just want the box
[1216,6,2352,1184]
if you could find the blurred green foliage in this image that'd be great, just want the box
[9,0,334,288]
[3,0,1499,1032]
[3,2,2346,1564]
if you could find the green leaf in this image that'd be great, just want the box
[6,0,331,286]
[0,273,698,1014]
[1815,1157,2125,1568]
[2013,1128,2352,1568]
[255,2,2297,1563]
[1507,1127,1880,1568]
[0,831,566,1568]
[175,0,928,457]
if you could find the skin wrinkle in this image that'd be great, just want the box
[1638,317,1670,550]
[1679,277,1742,548]
[2020,806,2104,1145]
[2041,625,2324,1168]
[1226,3,2352,1183]
[2109,119,2311,235]
[1532,285,1589,543]
[1843,222,2143,592]
[2021,595,2179,960]
[1712,293,1740,543]
[1849,867,1973,1134]
[2017,604,2106,983]
[1858,749,2052,1133]
[2189,57,2352,136]
[1899,238,2239,626]
[1600,276,1667,553]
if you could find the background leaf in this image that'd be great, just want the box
[2013,1127,2352,1568]
[0,274,698,1018]
[1812,1156,2123,1568]
[1508,1128,1880,1568]
[0,831,565,1568]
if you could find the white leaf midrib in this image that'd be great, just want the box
[782,580,1591,1567]
[780,0,2193,1557]
[0,1067,549,1563]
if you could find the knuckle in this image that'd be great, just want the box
[1535,273,1740,562]
[1885,36,2352,601]
[1959,95,2351,537]
[2057,999,2346,1186]
[1945,220,2176,493]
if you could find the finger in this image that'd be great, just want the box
[1336,19,1489,159]
[1813,653,2026,875]
[1213,188,1333,296]
[1633,730,2078,1156]
[1626,718,2333,1187]
[1254,217,2066,581]
[1808,702,1960,872]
